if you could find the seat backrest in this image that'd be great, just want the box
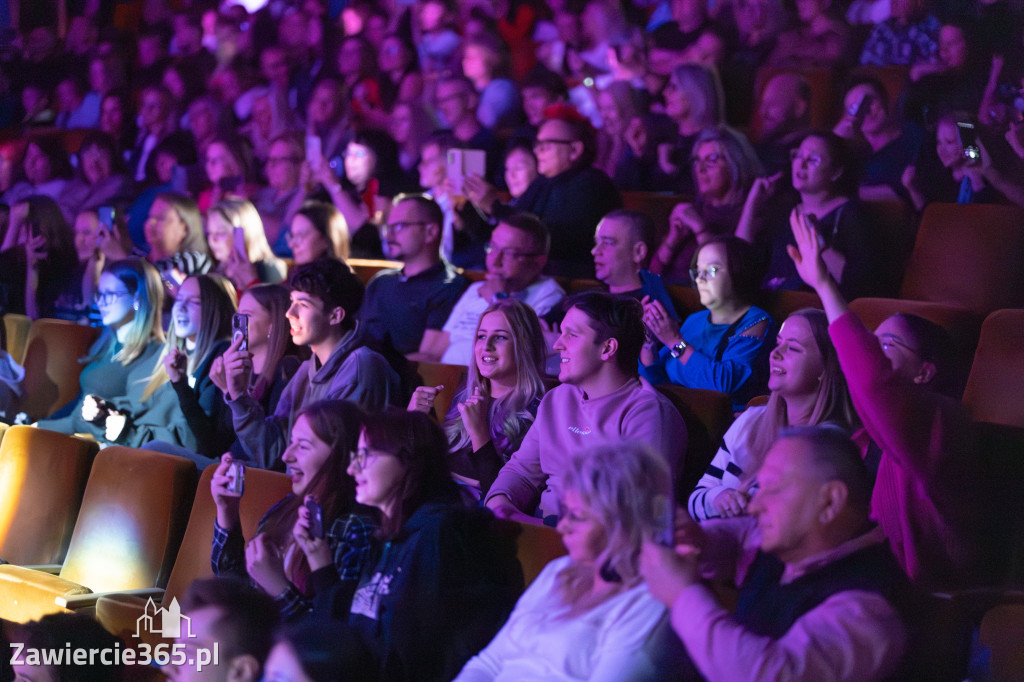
[759,289,822,326]
[416,361,468,421]
[860,198,916,296]
[3,313,31,365]
[900,203,1024,315]
[0,426,98,564]
[59,446,196,594]
[980,603,1024,681]
[161,464,293,607]
[348,257,403,285]
[963,309,1024,428]
[19,320,101,420]
[655,385,735,501]
[621,192,689,234]
[515,522,567,587]
[666,284,701,320]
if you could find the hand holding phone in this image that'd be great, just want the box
[304,497,324,539]
[232,313,249,352]
[225,460,246,497]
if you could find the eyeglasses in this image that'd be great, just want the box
[689,152,725,169]
[533,138,576,152]
[879,334,920,356]
[484,242,542,261]
[790,150,824,169]
[94,290,131,306]
[689,265,724,281]
[382,221,427,237]
[349,447,379,470]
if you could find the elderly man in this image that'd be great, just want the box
[642,426,914,680]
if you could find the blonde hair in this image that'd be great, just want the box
[209,197,283,268]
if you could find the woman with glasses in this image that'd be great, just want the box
[211,400,373,618]
[640,235,772,411]
[650,126,764,284]
[292,408,522,682]
[409,299,547,499]
[454,442,672,681]
[36,258,165,435]
[687,308,856,521]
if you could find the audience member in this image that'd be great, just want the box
[859,0,940,66]
[358,193,468,359]
[198,136,256,213]
[252,132,307,257]
[462,32,524,131]
[486,291,686,523]
[9,613,124,682]
[768,0,853,68]
[591,209,676,312]
[790,217,986,587]
[642,426,913,680]
[224,258,400,470]
[456,442,672,681]
[285,201,349,266]
[205,198,287,291]
[294,409,523,682]
[1,137,73,217]
[64,132,135,217]
[641,236,772,410]
[753,73,813,174]
[130,85,178,182]
[426,214,565,365]
[688,309,856,520]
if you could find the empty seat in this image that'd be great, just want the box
[0,446,196,623]
[963,309,1024,429]
[96,463,292,644]
[0,426,98,565]
[19,319,101,421]
[900,203,1024,316]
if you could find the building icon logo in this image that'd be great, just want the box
[134,598,194,639]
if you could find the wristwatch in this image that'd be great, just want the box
[670,340,688,358]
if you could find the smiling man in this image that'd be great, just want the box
[224,258,399,469]
[485,291,685,523]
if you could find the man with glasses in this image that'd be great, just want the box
[496,107,621,278]
[358,194,467,360]
[417,213,565,365]
[253,132,306,255]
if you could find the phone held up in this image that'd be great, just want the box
[231,313,249,352]
[305,497,324,539]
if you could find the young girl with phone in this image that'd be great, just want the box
[291,409,522,682]
[36,258,165,437]
[455,442,672,682]
[206,198,287,291]
[211,400,371,618]
[103,273,236,452]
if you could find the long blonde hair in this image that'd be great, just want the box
[444,300,546,454]
[142,273,237,401]
[209,198,282,268]
[738,309,857,474]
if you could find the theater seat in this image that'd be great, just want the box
[0,446,195,623]
[655,385,735,501]
[980,602,1024,681]
[760,289,822,326]
[348,257,402,285]
[0,426,98,565]
[415,361,468,421]
[3,313,31,365]
[900,203,1024,315]
[19,319,101,421]
[96,463,292,644]
[963,310,1024,429]
[514,522,566,587]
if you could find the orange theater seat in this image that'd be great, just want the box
[963,309,1024,429]
[0,446,195,623]
[19,319,101,421]
[414,361,468,422]
[655,385,735,500]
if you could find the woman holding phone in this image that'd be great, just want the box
[211,400,372,618]
[205,198,286,291]
[454,442,672,681]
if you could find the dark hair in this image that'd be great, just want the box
[288,258,364,328]
[360,408,459,538]
[691,235,762,303]
[273,620,375,681]
[181,577,280,665]
[498,212,551,256]
[796,130,860,198]
[16,613,123,682]
[78,130,119,162]
[294,200,350,261]
[563,291,645,376]
[541,104,598,167]
[844,75,889,113]
[392,192,444,229]
[350,128,404,197]
[20,195,74,256]
[601,209,656,266]
[778,424,872,512]
[25,137,73,180]
[207,135,255,184]
[521,64,569,99]
[892,312,956,395]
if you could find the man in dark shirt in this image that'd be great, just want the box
[360,193,468,360]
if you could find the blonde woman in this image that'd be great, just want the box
[206,198,287,291]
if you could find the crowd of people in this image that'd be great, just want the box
[0,0,1021,679]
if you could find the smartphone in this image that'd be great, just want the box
[233,226,247,261]
[956,121,981,164]
[305,497,324,539]
[653,495,675,547]
[446,148,487,197]
[225,461,245,496]
[98,206,115,230]
[305,135,323,171]
[231,313,249,352]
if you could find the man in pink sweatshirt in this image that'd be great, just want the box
[485,291,687,524]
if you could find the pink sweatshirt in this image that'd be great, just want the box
[486,377,687,517]
[830,312,982,587]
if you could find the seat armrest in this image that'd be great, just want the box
[22,564,62,574]
[58,588,166,610]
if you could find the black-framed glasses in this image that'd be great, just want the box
[94,290,131,306]
[533,138,576,152]
[484,242,543,261]
[350,447,378,470]
[382,221,428,237]
[689,265,724,281]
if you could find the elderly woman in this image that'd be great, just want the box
[455,442,672,681]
